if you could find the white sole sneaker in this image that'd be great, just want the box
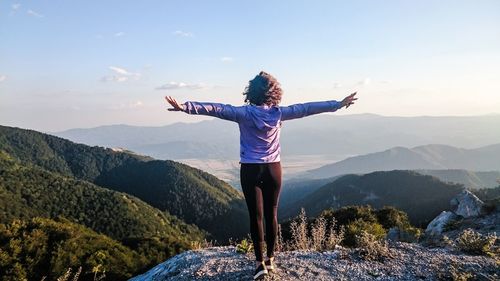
[253,263,268,280]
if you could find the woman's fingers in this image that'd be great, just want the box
[165,96,182,111]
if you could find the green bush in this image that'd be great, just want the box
[344,218,386,247]
[354,231,392,262]
[454,228,497,257]
[235,238,254,254]
[375,205,412,229]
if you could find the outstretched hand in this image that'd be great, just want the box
[341,92,357,108]
[165,96,185,111]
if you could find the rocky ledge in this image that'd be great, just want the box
[130,242,498,281]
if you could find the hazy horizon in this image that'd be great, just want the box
[0,111,498,134]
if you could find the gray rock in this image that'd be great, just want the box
[386,227,400,241]
[425,211,457,236]
[450,190,484,218]
[129,243,498,281]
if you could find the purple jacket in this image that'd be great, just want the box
[182,100,343,163]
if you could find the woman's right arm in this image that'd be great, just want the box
[182,101,244,122]
[165,96,244,122]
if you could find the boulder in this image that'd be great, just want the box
[450,190,484,218]
[386,227,400,241]
[425,211,457,236]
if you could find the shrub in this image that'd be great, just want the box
[375,205,412,229]
[344,218,386,247]
[190,239,214,250]
[354,231,392,262]
[310,215,327,251]
[324,216,345,251]
[289,208,310,251]
[329,205,378,226]
[275,224,285,252]
[398,226,423,243]
[235,237,253,254]
[286,209,346,252]
[454,228,497,257]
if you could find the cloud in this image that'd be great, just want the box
[155,81,208,90]
[357,78,371,85]
[101,66,141,82]
[0,75,6,82]
[27,9,44,18]
[109,100,144,110]
[221,57,234,63]
[172,30,194,37]
[114,31,125,37]
[11,3,21,10]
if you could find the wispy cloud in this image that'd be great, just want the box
[27,9,44,18]
[357,77,371,85]
[11,3,21,10]
[109,100,144,110]
[101,66,141,82]
[333,82,342,89]
[172,30,194,37]
[114,31,125,37]
[156,81,208,90]
[221,57,234,63]
[0,75,6,82]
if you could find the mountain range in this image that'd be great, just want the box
[300,144,500,180]
[50,114,500,183]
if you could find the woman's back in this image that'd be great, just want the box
[237,104,282,163]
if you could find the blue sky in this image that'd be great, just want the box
[1,0,499,132]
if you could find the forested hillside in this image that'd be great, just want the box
[281,170,465,227]
[0,125,249,241]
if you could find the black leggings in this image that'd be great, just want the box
[240,162,282,262]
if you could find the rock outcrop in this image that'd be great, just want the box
[425,211,458,236]
[450,190,484,218]
[130,243,498,280]
[425,189,485,237]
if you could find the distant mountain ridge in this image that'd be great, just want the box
[51,114,500,161]
[415,169,500,189]
[301,144,500,180]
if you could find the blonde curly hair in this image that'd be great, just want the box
[242,71,283,106]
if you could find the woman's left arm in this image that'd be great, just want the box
[280,92,357,121]
[165,96,243,122]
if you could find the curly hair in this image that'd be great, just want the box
[242,71,283,106]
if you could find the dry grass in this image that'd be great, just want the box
[191,238,215,250]
[285,208,345,252]
[289,208,310,250]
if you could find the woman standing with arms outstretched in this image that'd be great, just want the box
[165,71,357,280]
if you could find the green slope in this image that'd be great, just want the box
[0,150,205,243]
[0,125,249,241]
[282,170,465,227]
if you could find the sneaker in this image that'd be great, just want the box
[265,258,275,272]
[253,263,268,280]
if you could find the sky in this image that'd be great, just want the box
[1,0,499,132]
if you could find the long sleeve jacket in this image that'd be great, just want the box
[182,100,343,163]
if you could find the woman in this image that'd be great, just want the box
[165,71,357,280]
